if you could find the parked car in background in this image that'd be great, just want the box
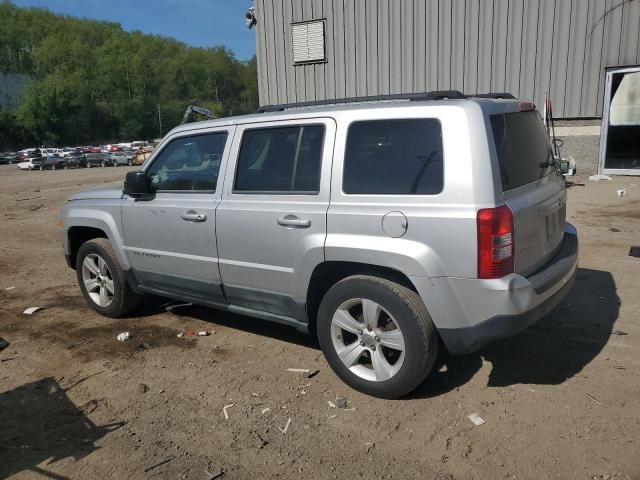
[0,152,17,164]
[40,154,67,170]
[17,157,44,170]
[85,152,112,168]
[110,151,134,166]
[16,148,41,161]
[131,140,148,150]
[65,154,86,169]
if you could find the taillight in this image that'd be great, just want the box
[477,205,514,279]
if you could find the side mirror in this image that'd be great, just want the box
[124,170,150,196]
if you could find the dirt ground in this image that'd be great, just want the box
[0,146,638,480]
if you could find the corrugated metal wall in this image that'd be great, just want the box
[255,0,640,118]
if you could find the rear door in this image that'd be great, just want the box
[216,118,334,323]
[490,110,566,275]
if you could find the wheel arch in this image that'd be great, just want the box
[305,261,418,335]
[64,208,129,270]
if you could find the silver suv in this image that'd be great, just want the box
[60,93,578,398]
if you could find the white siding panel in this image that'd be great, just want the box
[505,0,524,98]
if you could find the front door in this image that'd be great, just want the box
[216,118,335,324]
[121,127,233,304]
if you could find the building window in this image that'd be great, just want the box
[292,20,326,65]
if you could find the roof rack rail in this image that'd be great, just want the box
[256,90,467,113]
[473,92,516,99]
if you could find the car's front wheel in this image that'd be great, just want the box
[317,275,438,399]
[76,238,141,318]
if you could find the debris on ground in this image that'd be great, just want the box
[617,189,627,197]
[364,442,375,453]
[23,307,42,315]
[116,332,131,342]
[304,369,320,379]
[79,399,99,415]
[335,396,348,409]
[286,368,310,373]
[196,331,209,336]
[253,431,269,449]
[467,413,486,426]
[205,468,224,480]
[585,393,603,405]
[629,246,640,258]
[143,456,175,473]
[278,417,291,434]
[588,174,612,181]
[611,330,628,336]
[5,286,15,291]
[177,332,184,338]
[138,383,149,394]
[0,337,9,352]
[164,302,192,313]
[223,403,235,420]
[327,400,336,409]
[261,407,270,414]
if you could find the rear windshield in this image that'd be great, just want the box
[490,110,554,191]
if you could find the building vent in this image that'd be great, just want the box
[292,20,326,64]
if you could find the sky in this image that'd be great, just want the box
[13,0,257,60]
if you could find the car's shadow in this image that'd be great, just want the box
[0,377,125,479]
[137,267,618,399]
[410,267,620,398]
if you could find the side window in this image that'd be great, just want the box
[146,132,227,192]
[234,125,324,193]
[343,119,444,195]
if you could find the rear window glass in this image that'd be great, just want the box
[343,119,443,195]
[490,110,555,191]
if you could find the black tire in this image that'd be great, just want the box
[317,275,438,399]
[76,238,142,318]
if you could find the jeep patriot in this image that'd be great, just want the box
[60,92,578,398]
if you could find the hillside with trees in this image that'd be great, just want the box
[0,1,258,148]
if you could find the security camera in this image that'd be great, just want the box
[245,7,257,29]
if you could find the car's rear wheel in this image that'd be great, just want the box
[317,275,438,399]
[76,238,141,318]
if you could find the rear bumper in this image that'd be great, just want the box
[413,223,578,354]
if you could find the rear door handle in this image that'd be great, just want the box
[277,214,311,228]
[181,211,207,222]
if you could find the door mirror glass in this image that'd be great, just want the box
[124,171,150,196]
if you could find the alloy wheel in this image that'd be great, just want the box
[81,253,114,307]
[330,298,406,382]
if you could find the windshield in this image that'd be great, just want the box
[490,110,555,191]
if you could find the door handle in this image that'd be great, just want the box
[181,211,207,222]
[277,214,311,228]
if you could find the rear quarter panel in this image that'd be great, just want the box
[326,103,498,280]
